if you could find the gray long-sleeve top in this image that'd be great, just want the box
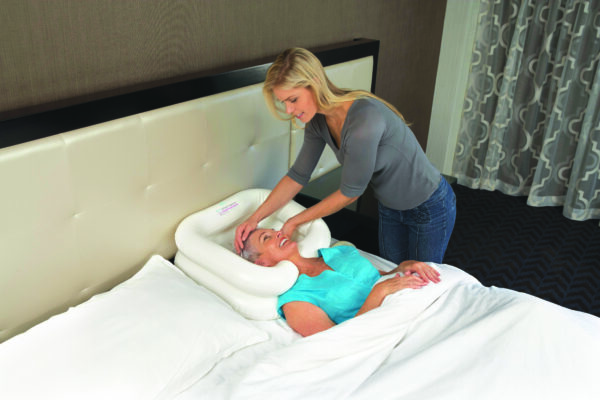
[287,97,441,210]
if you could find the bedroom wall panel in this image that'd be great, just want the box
[426,0,480,176]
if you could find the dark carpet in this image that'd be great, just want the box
[295,183,600,317]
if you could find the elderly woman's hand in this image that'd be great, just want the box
[375,273,429,297]
[396,260,441,284]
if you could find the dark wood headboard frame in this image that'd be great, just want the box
[0,38,379,150]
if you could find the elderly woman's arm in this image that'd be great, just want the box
[282,301,335,337]
[355,273,429,317]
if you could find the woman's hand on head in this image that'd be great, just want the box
[234,218,258,254]
[396,260,441,283]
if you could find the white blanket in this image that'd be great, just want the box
[227,264,600,400]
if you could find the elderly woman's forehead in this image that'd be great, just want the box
[249,228,273,241]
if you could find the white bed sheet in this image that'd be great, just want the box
[176,250,600,400]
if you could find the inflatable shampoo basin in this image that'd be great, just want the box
[174,188,331,320]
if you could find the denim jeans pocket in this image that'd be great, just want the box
[408,177,453,227]
[408,203,433,224]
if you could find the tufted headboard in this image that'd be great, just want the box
[0,39,379,342]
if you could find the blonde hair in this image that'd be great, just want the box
[263,47,407,124]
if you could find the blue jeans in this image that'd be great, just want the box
[378,176,456,264]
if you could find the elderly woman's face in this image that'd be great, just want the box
[247,228,298,267]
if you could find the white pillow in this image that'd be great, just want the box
[0,255,268,400]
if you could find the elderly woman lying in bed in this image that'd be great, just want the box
[240,228,441,336]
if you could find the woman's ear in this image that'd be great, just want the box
[255,257,275,268]
[255,258,268,267]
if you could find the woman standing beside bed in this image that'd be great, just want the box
[240,228,440,336]
[235,47,456,265]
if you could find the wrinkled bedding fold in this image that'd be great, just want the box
[227,264,600,399]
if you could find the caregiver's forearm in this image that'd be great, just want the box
[250,175,303,222]
[288,189,358,227]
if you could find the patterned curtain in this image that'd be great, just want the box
[453,0,600,221]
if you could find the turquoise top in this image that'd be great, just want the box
[277,246,381,324]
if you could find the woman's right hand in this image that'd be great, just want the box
[234,176,304,254]
[234,218,258,254]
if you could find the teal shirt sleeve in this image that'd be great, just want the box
[277,246,381,324]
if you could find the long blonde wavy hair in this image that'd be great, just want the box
[263,47,407,124]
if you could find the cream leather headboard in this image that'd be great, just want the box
[0,40,377,342]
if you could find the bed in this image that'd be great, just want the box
[1,38,599,400]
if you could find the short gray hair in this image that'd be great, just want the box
[240,231,261,263]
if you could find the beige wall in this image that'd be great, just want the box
[1,0,446,216]
[427,0,479,177]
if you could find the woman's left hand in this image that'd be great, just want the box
[397,260,441,283]
[281,218,299,238]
